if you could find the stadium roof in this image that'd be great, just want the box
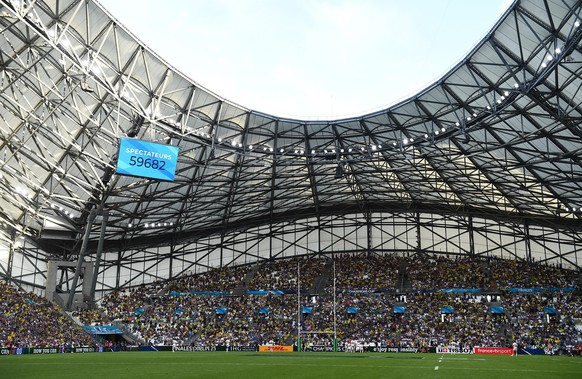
[0,0,581,276]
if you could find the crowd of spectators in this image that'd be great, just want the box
[85,288,581,352]
[407,254,488,289]
[504,293,582,349]
[248,256,326,291]
[405,254,579,291]
[330,254,399,291]
[0,280,94,349]
[93,254,579,350]
[2,254,581,353]
[166,266,251,293]
[488,258,578,289]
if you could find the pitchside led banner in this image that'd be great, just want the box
[116,138,179,181]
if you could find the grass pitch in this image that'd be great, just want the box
[2,351,581,379]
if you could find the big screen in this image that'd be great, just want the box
[116,138,179,181]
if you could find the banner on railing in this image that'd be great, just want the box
[368,346,420,353]
[436,346,472,354]
[439,288,480,293]
[169,291,227,296]
[247,290,285,295]
[172,345,216,352]
[0,346,102,355]
[506,287,575,293]
[490,306,505,314]
[259,345,293,352]
[83,325,123,335]
[393,306,405,314]
[225,345,257,352]
[473,347,513,355]
[441,307,454,314]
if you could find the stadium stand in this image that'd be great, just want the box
[54,255,582,353]
[0,280,94,349]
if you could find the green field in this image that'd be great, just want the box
[2,352,581,379]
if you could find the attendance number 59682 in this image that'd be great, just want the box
[129,156,166,170]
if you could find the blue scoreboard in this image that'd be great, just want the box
[116,138,179,181]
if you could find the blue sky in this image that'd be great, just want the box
[98,0,513,119]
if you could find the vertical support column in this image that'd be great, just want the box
[4,230,18,279]
[6,241,15,280]
[415,212,422,256]
[90,210,108,308]
[81,261,94,304]
[219,231,225,269]
[524,219,532,262]
[269,223,274,260]
[45,261,58,302]
[168,236,174,281]
[468,215,475,256]
[366,211,372,255]
[46,261,92,309]
[66,209,96,310]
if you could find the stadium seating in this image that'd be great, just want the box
[2,255,581,353]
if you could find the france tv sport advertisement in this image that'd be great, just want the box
[116,138,179,181]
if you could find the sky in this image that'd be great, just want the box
[97,0,514,120]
